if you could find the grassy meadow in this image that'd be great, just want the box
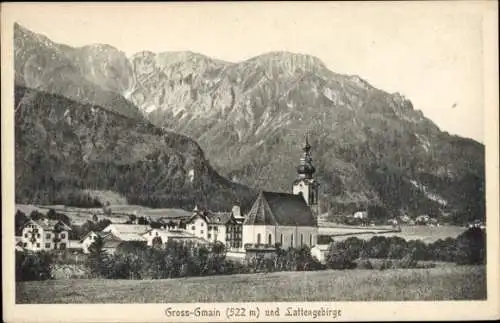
[319,225,467,243]
[16,265,486,303]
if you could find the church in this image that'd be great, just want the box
[242,135,319,249]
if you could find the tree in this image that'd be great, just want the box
[15,210,29,236]
[326,242,357,269]
[30,210,45,221]
[454,227,486,265]
[386,236,408,259]
[86,235,107,278]
[366,236,391,258]
[152,236,163,249]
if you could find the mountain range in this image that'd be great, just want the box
[13,23,485,223]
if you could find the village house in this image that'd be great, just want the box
[353,211,368,219]
[184,206,209,240]
[141,228,208,248]
[206,208,244,250]
[310,244,330,264]
[101,223,151,242]
[20,219,72,252]
[159,218,187,231]
[100,234,119,255]
[100,233,146,256]
[243,136,319,250]
[79,230,109,254]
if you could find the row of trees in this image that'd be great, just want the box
[86,239,325,280]
[15,228,486,281]
[326,227,486,269]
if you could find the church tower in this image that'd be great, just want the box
[292,133,320,217]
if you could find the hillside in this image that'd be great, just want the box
[128,51,485,222]
[14,85,256,211]
[13,23,485,223]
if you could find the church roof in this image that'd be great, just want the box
[244,191,316,227]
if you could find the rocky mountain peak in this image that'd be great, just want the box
[13,24,485,223]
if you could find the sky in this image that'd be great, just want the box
[6,2,495,143]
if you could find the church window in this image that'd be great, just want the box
[290,234,294,247]
[257,233,261,245]
[268,234,272,245]
[280,234,283,245]
[301,234,304,246]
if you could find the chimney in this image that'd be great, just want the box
[232,205,241,218]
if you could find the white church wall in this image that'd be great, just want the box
[276,226,318,249]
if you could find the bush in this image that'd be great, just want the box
[454,227,486,265]
[16,251,53,281]
[326,242,357,269]
[386,236,408,259]
[399,248,419,268]
[356,258,373,269]
[366,236,391,258]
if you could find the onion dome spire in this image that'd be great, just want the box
[296,132,315,179]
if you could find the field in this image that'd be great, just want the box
[15,204,192,225]
[16,265,486,303]
[318,225,467,243]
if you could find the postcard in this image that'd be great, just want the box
[2,1,499,322]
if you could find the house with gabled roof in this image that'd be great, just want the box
[79,230,111,254]
[101,223,151,242]
[206,211,243,249]
[184,205,209,240]
[141,228,209,248]
[20,218,72,251]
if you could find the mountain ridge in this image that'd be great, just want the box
[13,23,485,224]
[14,84,257,212]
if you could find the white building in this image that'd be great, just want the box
[185,206,209,240]
[311,244,330,264]
[141,228,208,248]
[101,223,150,242]
[206,210,244,250]
[20,219,71,251]
[79,231,105,254]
